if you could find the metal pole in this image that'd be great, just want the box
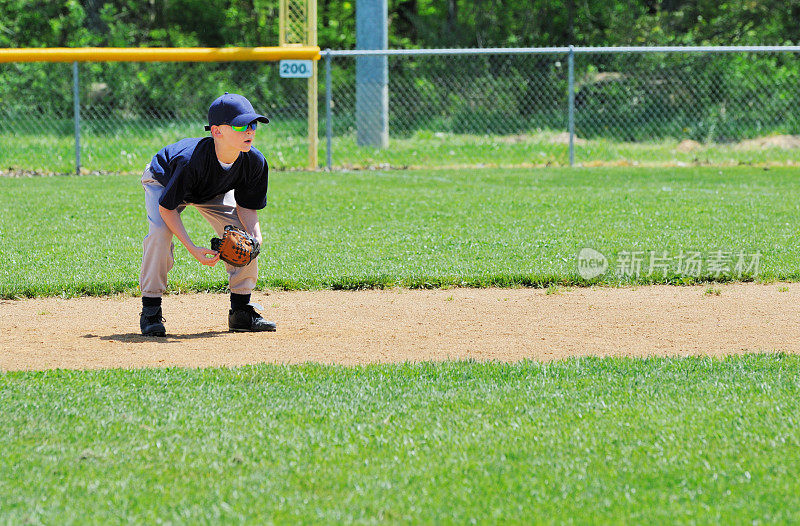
[308,65,319,169]
[325,51,333,171]
[307,0,319,169]
[567,45,575,167]
[324,44,800,57]
[72,61,81,175]
[355,0,389,148]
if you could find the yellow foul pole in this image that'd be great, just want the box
[279,0,319,169]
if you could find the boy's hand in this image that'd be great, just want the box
[189,245,220,266]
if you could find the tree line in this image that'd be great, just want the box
[3,1,800,142]
[2,0,799,50]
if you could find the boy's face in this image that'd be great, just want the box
[211,124,256,152]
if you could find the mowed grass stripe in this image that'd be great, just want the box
[1,166,799,298]
[1,356,798,523]
[6,128,800,174]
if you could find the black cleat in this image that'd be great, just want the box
[229,304,277,332]
[140,305,166,337]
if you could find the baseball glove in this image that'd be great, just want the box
[210,225,260,267]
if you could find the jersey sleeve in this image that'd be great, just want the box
[157,161,190,210]
[233,157,269,210]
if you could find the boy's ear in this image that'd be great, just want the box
[210,125,222,137]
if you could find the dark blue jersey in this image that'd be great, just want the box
[149,137,268,211]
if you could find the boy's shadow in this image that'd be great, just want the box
[83,331,229,343]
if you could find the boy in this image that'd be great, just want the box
[139,92,276,336]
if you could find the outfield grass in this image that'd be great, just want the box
[1,165,799,298]
[0,126,311,175]
[1,356,798,523]
[330,131,800,170]
[4,128,800,174]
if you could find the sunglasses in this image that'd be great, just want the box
[230,122,258,132]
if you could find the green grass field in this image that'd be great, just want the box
[1,165,799,298]
[4,127,800,174]
[2,357,800,523]
[3,165,800,522]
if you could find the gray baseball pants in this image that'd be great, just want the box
[139,165,258,298]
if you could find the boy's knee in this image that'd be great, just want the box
[146,224,173,244]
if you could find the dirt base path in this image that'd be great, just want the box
[2,283,800,371]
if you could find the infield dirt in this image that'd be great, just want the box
[2,283,799,371]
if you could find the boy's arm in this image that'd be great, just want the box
[159,205,220,266]
[236,206,262,244]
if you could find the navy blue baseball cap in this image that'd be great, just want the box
[205,92,269,131]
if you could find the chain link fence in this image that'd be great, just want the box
[0,60,310,174]
[322,47,800,169]
[573,50,800,142]
[323,49,569,169]
[3,47,800,175]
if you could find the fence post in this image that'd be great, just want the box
[355,0,389,148]
[568,45,575,167]
[72,61,81,175]
[325,50,333,171]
